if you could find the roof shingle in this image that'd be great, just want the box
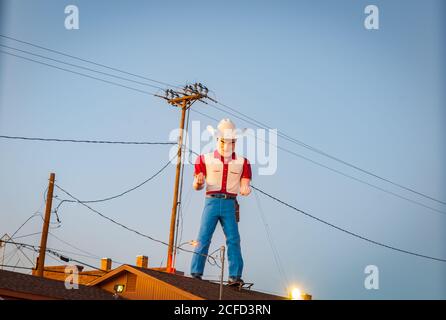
[0,269,115,300]
[131,266,286,300]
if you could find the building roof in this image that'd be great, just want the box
[31,265,106,285]
[0,269,115,300]
[89,265,286,300]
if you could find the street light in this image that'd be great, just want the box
[189,240,198,247]
[290,287,312,300]
[172,240,199,271]
[178,240,198,249]
[291,287,302,300]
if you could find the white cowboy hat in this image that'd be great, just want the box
[206,118,247,140]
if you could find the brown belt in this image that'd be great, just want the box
[206,193,237,200]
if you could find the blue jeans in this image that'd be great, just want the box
[190,196,243,278]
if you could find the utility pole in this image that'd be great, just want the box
[156,84,215,274]
[36,172,55,277]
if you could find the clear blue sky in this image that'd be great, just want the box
[1,0,445,299]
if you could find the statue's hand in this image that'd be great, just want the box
[193,172,205,190]
[240,178,251,196]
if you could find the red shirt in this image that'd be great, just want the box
[194,150,252,195]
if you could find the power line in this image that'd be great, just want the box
[177,184,194,254]
[0,265,35,271]
[0,135,175,145]
[9,212,42,239]
[0,264,103,277]
[9,187,48,239]
[39,210,61,228]
[190,108,219,122]
[41,249,101,271]
[53,156,175,216]
[251,185,446,263]
[44,246,124,268]
[3,236,111,268]
[210,100,446,206]
[2,133,178,219]
[191,107,446,216]
[53,184,218,265]
[48,232,100,260]
[0,34,182,90]
[1,247,20,262]
[3,131,445,216]
[53,185,169,246]
[47,248,99,261]
[45,252,67,266]
[3,238,98,270]
[1,237,36,266]
[3,132,176,228]
[12,257,23,272]
[0,50,157,96]
[205,101,446,206]
[0,36,217,105]
[0,44,167,91]
[253,189,289,292]
[37,245,99,261]
[13,234,127,266]
[12,232,42,240]
[48,232,128,266]
[3,248,20,265]
[2,240,104,271]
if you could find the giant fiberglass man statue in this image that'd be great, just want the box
[190,118,252,286]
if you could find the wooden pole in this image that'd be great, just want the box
[166,100,187,273]
[36,172,55,277]
[157,87,208,274]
